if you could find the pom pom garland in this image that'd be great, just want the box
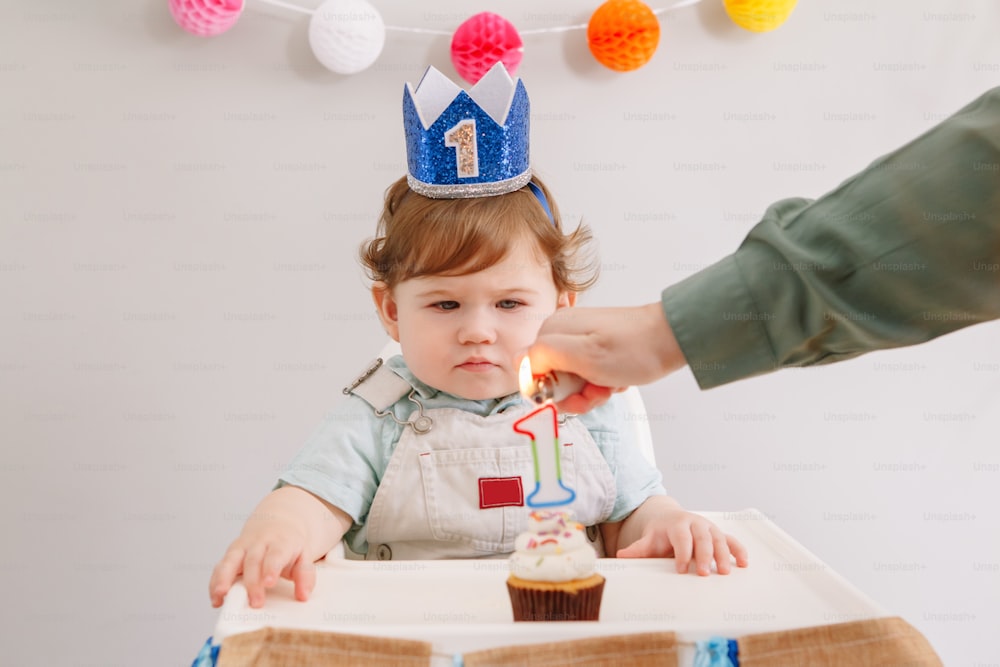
[168,0,796,75]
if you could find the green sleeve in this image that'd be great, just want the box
[662,86,1000,390]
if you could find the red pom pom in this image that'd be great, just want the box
[169,0,244,37]
[451,12,523,85]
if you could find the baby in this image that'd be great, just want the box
[209,65,747,610]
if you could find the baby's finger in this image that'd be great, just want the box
[242,545,268,608]
[690,522,715,576]
[289,556,316,602]
[711,527,732,575]
[727,535,750,568]
[209,548,245,607]
[261,544,294,590]
[670,526,694,574]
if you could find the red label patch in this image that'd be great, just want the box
[478,477,524,509]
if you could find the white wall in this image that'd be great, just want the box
[2,0,998,664]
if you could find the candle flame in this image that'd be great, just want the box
[518,356,535,397]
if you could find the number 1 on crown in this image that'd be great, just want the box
[444,119,479,179]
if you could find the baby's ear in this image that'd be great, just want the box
[556,291,577,309]
[371,282,400,341]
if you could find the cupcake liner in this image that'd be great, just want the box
[507,577,605,622]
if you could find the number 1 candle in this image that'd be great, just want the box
[515,358,576,507]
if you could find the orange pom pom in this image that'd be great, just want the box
[587,0,660,72]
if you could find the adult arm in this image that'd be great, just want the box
[666,85,1000,389]
[531,86,1000,400]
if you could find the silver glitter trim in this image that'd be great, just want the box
[407,171,532,199]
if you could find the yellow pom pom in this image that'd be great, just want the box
[723,0,797,33]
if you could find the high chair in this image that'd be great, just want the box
[200,344,939,667]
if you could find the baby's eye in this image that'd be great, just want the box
[497,299,523,310]
[433,301,459,311]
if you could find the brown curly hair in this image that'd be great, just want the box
[360,175,599,293]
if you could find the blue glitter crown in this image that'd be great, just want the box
[403,63,530,199]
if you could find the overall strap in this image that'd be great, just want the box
[343,358,434,434]
[342,358,412,413]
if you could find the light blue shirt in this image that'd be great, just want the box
[277,356,665,555]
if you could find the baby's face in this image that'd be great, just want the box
[378,238,570,400]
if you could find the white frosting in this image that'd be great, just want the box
[509,511,597,582]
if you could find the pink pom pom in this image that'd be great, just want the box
[168,0,244,37]
[450,12,523,85]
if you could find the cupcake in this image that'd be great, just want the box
[507,510,605,621]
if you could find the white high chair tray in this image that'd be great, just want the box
[213,509,884,664]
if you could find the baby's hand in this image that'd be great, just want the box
[617,508,749,575]
[209,486,352,608]
[209,520,316,609]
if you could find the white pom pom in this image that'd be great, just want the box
[308,0,385,75]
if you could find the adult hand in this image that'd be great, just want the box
[527,302,686,412]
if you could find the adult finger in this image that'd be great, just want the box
[554,384,613,414]
[527,333,600,382]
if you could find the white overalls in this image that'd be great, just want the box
[349,363,618,560]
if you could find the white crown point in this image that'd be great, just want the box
[469,62,518,126]
[408,66,462,130]
[407,63,520,130]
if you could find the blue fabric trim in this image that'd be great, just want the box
[693,636,738,667]
[191,637,220,667]
[527,181,555,225]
